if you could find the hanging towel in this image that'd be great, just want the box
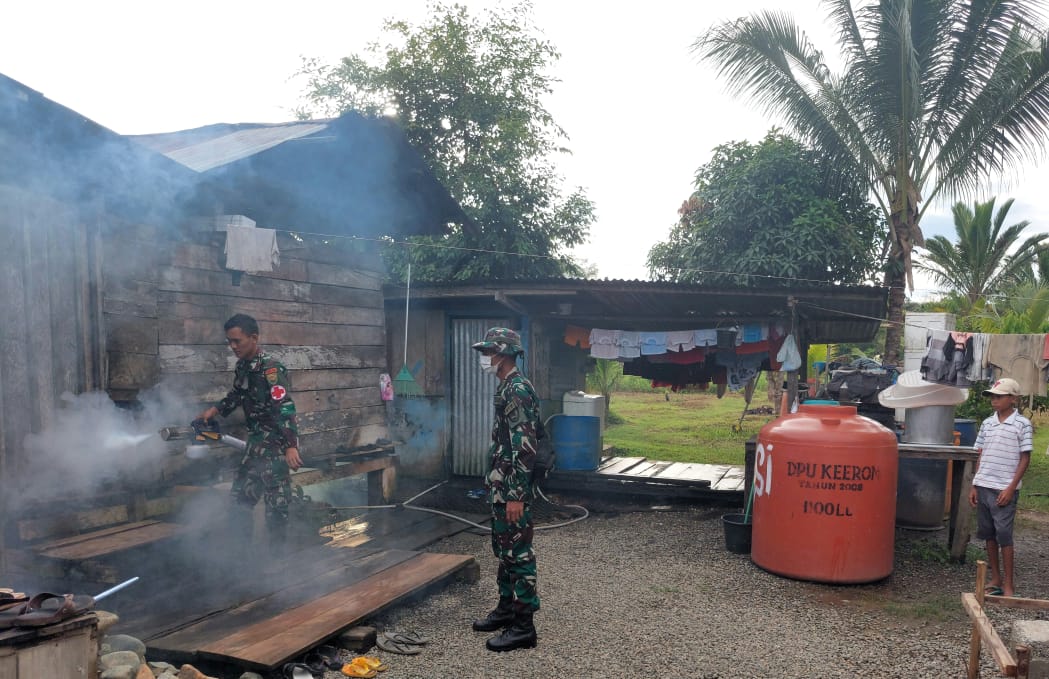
[617,331,641,359]
[564,325,591,349]
[666,330,696,352]
[589,329,620,359]
[225,225,280,272]
[985,334,1049,396]
[639,332,668,356]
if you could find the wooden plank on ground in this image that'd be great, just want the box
[598,457,647,475]
[142,547,409,652]
[633,461,673,478]
[619,461,658,477]
[33,519,164,551]
[198,552,477,670]
[37,522,189,560]
[712,466,746,491]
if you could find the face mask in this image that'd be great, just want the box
[479,353,499,375]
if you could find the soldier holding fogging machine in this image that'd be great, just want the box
[196,313,302,555]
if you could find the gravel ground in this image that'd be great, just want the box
[299,496,1049,679]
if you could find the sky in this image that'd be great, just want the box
[4,0,1049,297]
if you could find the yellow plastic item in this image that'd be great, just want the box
[340,661,376,678]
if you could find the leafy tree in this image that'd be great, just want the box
[585,359,623,420]
[647,132,884,285]
[972,282,1049,333]
[296,2,593,281]
[915,197,1048,315]
[696,0,1049,365]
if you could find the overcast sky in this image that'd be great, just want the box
[5,0,1048,295]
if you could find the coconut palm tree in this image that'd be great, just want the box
[915,197,1047,315]
[696,0,1049,366]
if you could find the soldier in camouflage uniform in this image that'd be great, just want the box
[197,314,302,553]
[470,327,540,652]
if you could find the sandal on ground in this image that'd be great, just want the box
[353,656,390,672]
[984,586,1004,596]
[282,662,318,679]
[382,630,428,645]
[375,634,422,655]
[340,660,377,678]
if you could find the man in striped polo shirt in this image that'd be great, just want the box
[968,378,1032,598]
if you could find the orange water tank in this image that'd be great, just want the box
[751,403,898,583]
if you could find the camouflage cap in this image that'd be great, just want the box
[472,327,524,356]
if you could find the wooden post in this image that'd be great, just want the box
[969,559,988,679]
[949,458,976,561]
[1016,645,1030,679]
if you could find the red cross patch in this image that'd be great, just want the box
[270,385,287,401]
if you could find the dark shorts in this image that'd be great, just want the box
[974,485,1018,547]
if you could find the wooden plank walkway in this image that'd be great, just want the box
[544,456,745,500]
[101,506,486,673]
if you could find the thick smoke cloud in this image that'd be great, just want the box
[17,384,197,505]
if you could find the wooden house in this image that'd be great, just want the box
[0,73,467,576]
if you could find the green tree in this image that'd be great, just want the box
[696,1,1049,365]
[585,359,623,420]
[296,2,593,282]
[915,197,1047,315]
[647,132,884,285]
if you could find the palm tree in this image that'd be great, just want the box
[916,197,1047,314]
[696,1,1049,365]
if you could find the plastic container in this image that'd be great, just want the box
[562,391,606,447]
[954,418,978,447]
[548,414,601,471]
[751,403,898,583]
[722,514,752,554]
[896,405,953,529]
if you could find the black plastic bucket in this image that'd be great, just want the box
[722,513,752,554]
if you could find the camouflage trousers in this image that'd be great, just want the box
[230,440,292,530]
[490,503,539,613]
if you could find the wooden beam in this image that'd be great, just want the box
[290,454,397,487]
[962,592,1018,677]
[494,292,527,315]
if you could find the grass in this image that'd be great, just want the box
[603,385,1049,513]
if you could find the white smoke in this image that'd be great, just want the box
[17,384,198,504]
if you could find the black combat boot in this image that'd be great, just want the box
[485,610,537,652]
[471,597,515,632]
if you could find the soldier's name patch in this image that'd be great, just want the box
[270,385,287,401]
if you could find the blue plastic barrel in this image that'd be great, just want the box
[550,415,601,471]
[955,418,978,447]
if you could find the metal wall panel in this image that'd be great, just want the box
[451,318,508,477]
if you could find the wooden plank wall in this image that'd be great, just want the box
[139,230,391,456]
[0,186,90,483]
[385,307,446,396]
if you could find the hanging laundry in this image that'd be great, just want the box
[666,330,696,352]
[647,347,706,365]
[985,334,1049,396]
[617,331,641,359]
[563,325,591,349]
[639,331,668,356]
[589,329,620,359]
[224,224,280,272]
[694,329,718,347]
[920,329,952,384]
[714,350,765,391]
[741,323,767,343]
[967,332,994,383]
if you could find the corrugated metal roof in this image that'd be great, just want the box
[385,278,889,344]
[134,121,330,172]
